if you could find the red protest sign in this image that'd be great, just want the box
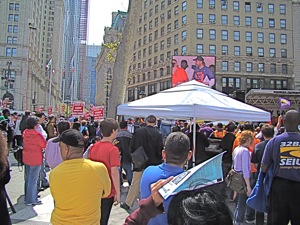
[93,106,104,120]
[72,102,85,116]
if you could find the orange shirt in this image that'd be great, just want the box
[232,134,260,173]
[212,130,226,138]
[172,67,188,86]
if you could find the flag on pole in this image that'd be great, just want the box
[46,58,52,71]
[278,97,291,110]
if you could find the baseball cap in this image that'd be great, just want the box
[193,56,204,62]
[146,115,157,123]
[0,116,7,122]
[52,129,85,148]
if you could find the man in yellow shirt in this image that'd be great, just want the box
[50,129,111,225]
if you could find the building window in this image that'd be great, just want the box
[149,46,152,55]
[13,25,18,33]
[161,13,165,23]
[209,0,215,8]
[148,84,157,95]
[197,0,203,8]
[222,61,228,71]
[182,30,186,41]
[270,80,287,90]
[167,10,171,19]
[246,47,252,56]
[197,44,203,54]
[245,17,251,26]
[222,45,228,55]
[234,31,240,41]
[222,30,228,40]
[8,14,13,21]
[167,51,171,59]
[182,45,187,55]
[148,58,152,66]
[209,14,216,24]
[222,77,241,94]
[9,3,14,10]
[257,3,263,12]
[160,40,165,50]
[280,4,286,14]
[247,78,263,90]
[182,1,187,11]
[174,20,179,29]
[155,5,158,14]
[282,64,288,74]
[149,33,153,42]
[270,63,276,74]
[144,24,147,32]
[144,12,147,21]
[269,19,275,28]
[233,1,239,11]
[222,15,228,25]
[209,29,216,40]
[197,13,203,23]
[258,63,264,72]
[174,48,178,55]
[149,21,153,30]
[257,32,264,43]
[7,36,12,44]
[281,49,287,58]
[268,4,274,13]
[6,48,11,56]
[234,46,240,55]
[258,47,264,57]
[174,6,179,15]
[167,23,171,33]
[160,68,164,77]
[245,2,251,12]
[234,62,241,72]
[281,34,287,44]
[167,37,171,47]
[8,25,13,33]
[246,62,253,72]
[6,47,16,57]
[209,45,216,54]
[182,16,187,25]
[269,33,275,43]
[280,19,286,29]
[221,0,227,10]
[270,48,276,58]
[245,32,252,42]
[197,29,203,39]
[174,34,178,44]
[233,16,240,25]
[257,17,263,27]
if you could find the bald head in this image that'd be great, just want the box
[284,110,300,132]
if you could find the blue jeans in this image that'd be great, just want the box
[24,164,41,204]
[122,162,133,186]
[234,192,247,223]
[160,124,171,139]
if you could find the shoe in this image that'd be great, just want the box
[245,219,255,224]
[26,201,42,206]
[42,183,49,189]
[120,202,130,210]
[37,187,45,192]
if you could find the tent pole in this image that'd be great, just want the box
[193,117,196,167]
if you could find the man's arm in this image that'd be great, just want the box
[111,166,120,205]
[123,177,172,225]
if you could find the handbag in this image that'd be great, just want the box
[246,166,274,213]
[131,145,149,169]
[225,168,247,194]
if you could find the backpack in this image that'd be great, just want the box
[13,146,24,169]
[88,123,96,137]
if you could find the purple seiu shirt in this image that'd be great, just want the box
[45,138,63,169]
[232,146,251,179]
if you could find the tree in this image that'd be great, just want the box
[108,0,142,118]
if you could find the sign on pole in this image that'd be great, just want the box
[93,106,105,121]
[72,102,85,117]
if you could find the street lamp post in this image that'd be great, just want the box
[105,69,112,118]
[65,95,71,118]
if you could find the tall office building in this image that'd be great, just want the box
[84,45,101,105]
[125,0,297,103]
[61,0,89,103]
[0,0,64,111]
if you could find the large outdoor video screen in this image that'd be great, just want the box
[172,55,216,87]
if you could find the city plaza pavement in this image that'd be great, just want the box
[7,154,255,225]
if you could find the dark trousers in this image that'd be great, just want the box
[267,177,300,225]
[100,197,114,225]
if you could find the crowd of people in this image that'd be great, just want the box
[0,109,299,225]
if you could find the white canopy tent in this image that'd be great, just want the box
[117,80,270,122]
[117,80,270,164]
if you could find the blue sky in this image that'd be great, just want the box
[88,0,129,45]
